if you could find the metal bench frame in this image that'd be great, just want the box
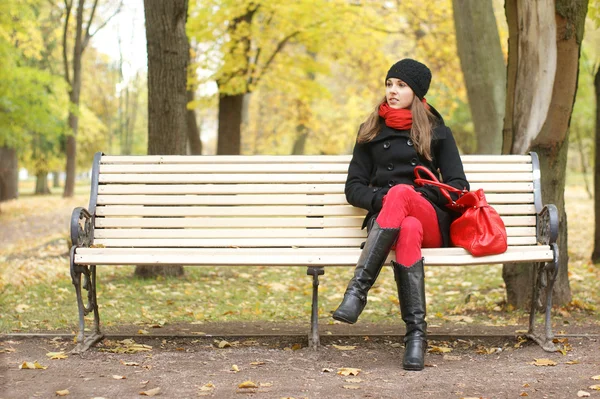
[69,152,559,353]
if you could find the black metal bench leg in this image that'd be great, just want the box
[527,243,559,352]
[307,267,324,349]
[70,247,104,354]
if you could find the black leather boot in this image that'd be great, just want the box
[393,258,427,371]
[332,221,399,324]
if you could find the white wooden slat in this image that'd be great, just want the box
[98,184,347,195]
[99,163,531,174]
[99,173,348,184]
[96,193,532,206]
[95,215,535,228]
[462,164,532,172]
[464,172,533,182]
[95,204,536,217]
[100,163,350,174]
[95,205,367,217]
[98,172,535,184]
[94,228,367,239]
[97,194,349,206]
[459,155,532,163]
[98,182,533,195]
[75,245,552,266]
[101,155,354,164]
[92,235,536,248]
[93,226,535,239]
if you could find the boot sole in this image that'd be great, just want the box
[332,314,356,324]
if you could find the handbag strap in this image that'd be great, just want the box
[413,165,466,204]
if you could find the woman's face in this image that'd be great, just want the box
[385,78,415,109]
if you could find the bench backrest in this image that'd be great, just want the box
[90,154,540,249]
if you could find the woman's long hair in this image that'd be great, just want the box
[357,96,437,161]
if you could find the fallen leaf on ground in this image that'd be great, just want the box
[112,375,126,379]
[290,343,302,351]
[140,387,161,396]
[428,346,452,354]
[217,340,231,348]
[332,345,356,351]
[250,361,265,366]
[520,393,528,397]
[46,352,68,360]
[593,375,600,380]
[589,385,600,390]
[343,385,360,390]
[231,365,239,372]
[530,358,557,366]
[137,329,149,335]
[19,361,47,370]
[199,383,215,391]
[337,368,361,376]
[55,389,69,396]
[238,380,258,389]
[259,382,273,387]
[120,360,139,366]
[322,368,334,373]
[578,391,590,397]
[566,360,580,365]
[0,347,16,353]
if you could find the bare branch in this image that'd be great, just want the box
[250,29,301,87]
[83,0,123,49]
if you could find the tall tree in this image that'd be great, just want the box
[502,0,589,307]
[452,0,505,154]
[136,0,189,277]
[593,66,600,262]
[61,0,121,197]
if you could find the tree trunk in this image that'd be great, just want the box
[52,171,60,188]
[0,146,19,202]
[138,0,189,278]
[592,66,600,262]
[186,88,202,155]
[217,93,244,155]
[502,0,587,307]
[35,172,51,195]
[452,0,505,154]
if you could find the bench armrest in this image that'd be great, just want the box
[537,204,558,245]
[71,207,94,247]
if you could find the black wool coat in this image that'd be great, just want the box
[345,108,469,247]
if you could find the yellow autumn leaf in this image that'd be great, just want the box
[231,365,239,372]
[290,343,302,351]
[577,391,591,398]
[337,367,361,376]
[520,393,528,397]
[566,360,580,365]
[259,382,272,387]
[332,345,356,351]
[238,380,258,388]
[55,389,69,396]
[530,358,557,366]
[250,361,265,366]
[46,351,68,360]
[112,375,126,379]
[592,375,600,380]
[428,346,452,354]
[137,329,149,335]
[19,361,47,370]
[218,340,231,348]
[199,383,215,391]
[140,387,161,396]
[589,385,600,391]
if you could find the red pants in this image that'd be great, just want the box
[376,184,442,266]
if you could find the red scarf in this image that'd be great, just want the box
[378,99,429,130]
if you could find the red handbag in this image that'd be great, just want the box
[414,166,508,256]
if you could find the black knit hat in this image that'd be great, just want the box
[385,59,432,99]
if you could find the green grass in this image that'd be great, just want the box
[0,175,598,334]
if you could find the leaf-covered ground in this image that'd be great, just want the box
[1,179,599,398]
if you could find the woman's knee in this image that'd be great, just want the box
[385,184,415,203]
[400,216,423,237]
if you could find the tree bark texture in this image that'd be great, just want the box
[144,0,189,156]
[35,172,51,195]
[452,0,506,154]
[186,88,202,155]
[62,0,86,198]
[592,66,600,262]
[217,94,244,155]
[502,0,588,307]
[0,146,19,202]
[139,0,189,278]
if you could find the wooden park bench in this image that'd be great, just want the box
[69,152,559,353]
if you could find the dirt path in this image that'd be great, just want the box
[2,333,599,399]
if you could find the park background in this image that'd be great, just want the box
[1,0,600,337]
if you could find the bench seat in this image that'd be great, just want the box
[69,152,559,354]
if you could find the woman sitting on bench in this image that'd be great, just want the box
[333,58,469,371]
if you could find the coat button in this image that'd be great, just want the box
[372,187,380,192]
[383,141,391,149]
[410,158,418,166]
[387,163,394,171]
[388,180,395,187]
[407,139,414,146]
